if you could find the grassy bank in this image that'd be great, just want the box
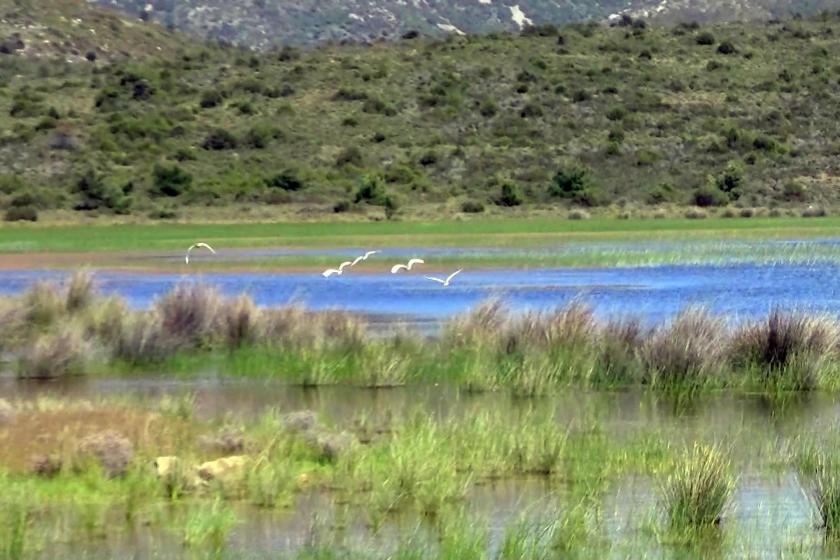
[5,272,840,396]
[2,216,840,273]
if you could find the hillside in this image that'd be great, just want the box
[91,0,840,48]
[2,3,840,221]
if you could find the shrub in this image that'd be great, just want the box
[717,41,737,55]
[802,206,828,218]
[202,128,238,150]
[662,444,734,529]
[550,165,598,205]
[17,327,88,379]
[354,175,388,205]
[74,170,131,212]
[520,103,543,118]
[497,182,523,207]
[729,310,838,390]
[696,31,716,45]
[333,201,351,213]
[568,209,590,220]
[713,161,744,200]
[460,200,485,213]
[66,270,97,312]
[155,283,222,348]
[336,147,363,167]
[693,187,727,207]
[606,107,625,121]
[242,125,281,149]
[4,206,37,222]
[478,98,497,117]
[151,163,192,197]
[220,295,261,347]
[265,169,304,191]
[641,308,725,387]
[199,89,224,109]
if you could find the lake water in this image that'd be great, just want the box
[1,262,840,326]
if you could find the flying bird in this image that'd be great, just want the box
[185,242,216,264]
[350,250,380,267]
[425,269,463,287]
[390,258,425,274]
[322,261,353,278]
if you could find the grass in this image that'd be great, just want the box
[8,277,840,395]
[662,444,734,533]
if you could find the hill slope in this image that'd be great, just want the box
[91,0,840,48]
[2,3,840,221]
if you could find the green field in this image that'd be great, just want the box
[1,216,839,269]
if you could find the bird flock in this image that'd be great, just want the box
[183,243,462,287]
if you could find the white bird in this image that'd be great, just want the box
[185,242,216,264]
[390,258,425,274]
[350,250,380,267]
[425,269,463,287]
[322,261,353,278]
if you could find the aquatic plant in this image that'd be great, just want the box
[219,294,262,347]
[65,270,97,313]
[21,281,64,328]
[182,498,237,552]
[662,443,734,530]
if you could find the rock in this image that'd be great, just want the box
[0,399,15,424]
[198,429,245,455]
[197,455,250,484]
[29,454,61,478]
[78,430,133,478]
[153,456,204,492]
[281,410,318,433]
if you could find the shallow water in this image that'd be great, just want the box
[6,379,838,558]
[3,261,840,326]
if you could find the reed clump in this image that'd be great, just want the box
[662,443,734,530]
[730,310,839,390]
[641,308,726,389]
[17,326,89,379]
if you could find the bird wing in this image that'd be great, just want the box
[364,250,379,259]
[447,269,463,283]
[391,264,407,274]
[338,261,353,271]
[185,255,190,264]
[425,276,446,284]
[407,258,425,269]
[322,269,340,277]
[197,243,217,254]
[350,256,364,267]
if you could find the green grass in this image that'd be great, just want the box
[3,216,840,269]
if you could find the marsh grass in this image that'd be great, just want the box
[642,308,726,390]
[182,498,237,552]
[730,310,840,391]
[662,444,734,532]
[17,325,89,379]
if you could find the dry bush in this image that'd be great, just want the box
[155,283,221,347]
[65,270,97,312]
[219,295,262,347]
[641,308,725,387]
[17,326,88,379]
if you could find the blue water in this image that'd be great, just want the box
[3,263,840,324]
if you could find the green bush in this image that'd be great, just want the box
[265,170,304,191]
[496,182,523,207]
[713,161,745,200]
[549,164,598,205]
[202,129,238,150]
[460,200,485,213]
[336,147,363,167]
[74,170,131,212]
[693,187,728,207]
[696,31,716,45]
[354,174,388,205]
[152,163,193,197]
[199,89,224,109]
[4,206,37,222]
[242,125,281,149]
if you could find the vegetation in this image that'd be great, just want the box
[4,10,840,220]
[5,273,840,396]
